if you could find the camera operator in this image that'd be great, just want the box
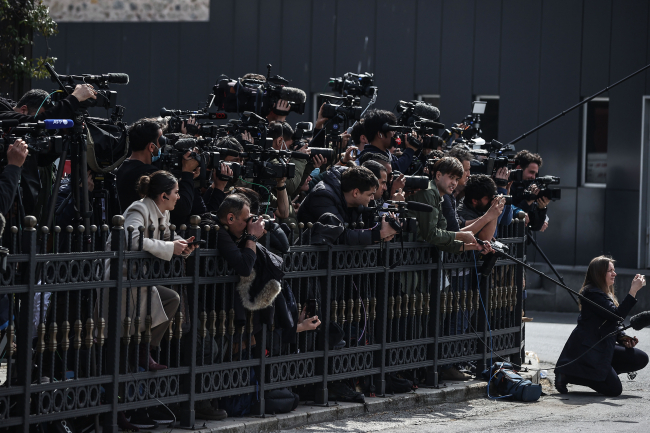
[0,86,96,124]
[457,174,512,241]
[357,109,419,174]
[0,139,28,216]
[114,118,199,226]
[408,157,488,253]
[513,150,549,231]
[297,165,398,244]
[269,121,313,198]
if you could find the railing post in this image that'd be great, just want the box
[513,216,526,366]
[427,250,443,387]
[17,216,37,432]
[181,215,201,427]
[376,242,390,395]
[103,215,125,431]
[315,245,332,405]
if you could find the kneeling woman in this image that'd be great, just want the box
[555,256,648,396]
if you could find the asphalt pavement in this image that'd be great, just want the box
[283,310,650,433]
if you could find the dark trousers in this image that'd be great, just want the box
[566,345,649,396]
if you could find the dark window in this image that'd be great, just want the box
[583,99,609,185]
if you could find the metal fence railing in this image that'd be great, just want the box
[0,215,525,432]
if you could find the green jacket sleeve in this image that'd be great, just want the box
[408,182,464,254]
[286,157,308,198]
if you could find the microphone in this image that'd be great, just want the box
[280,87,307,104]
[160,107,201,117]
[414,102,441,121]
[629,311,650,331]
[43,119,74,129]
[175,138,198,149]
[416,118,446,130]
[0,119,19,128]
[243,111,267,124]
[78,73,130,85]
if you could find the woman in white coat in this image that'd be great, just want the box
[102,170,195,370]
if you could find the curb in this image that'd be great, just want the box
[171,353,539,433]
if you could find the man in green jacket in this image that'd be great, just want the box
[408,157,488,254]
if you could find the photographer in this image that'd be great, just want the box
[408,157,487,253]
[441,147,473,232]
[513,150,549,231]
[0,139,28,217]
[115,118,199,225]
[204,136,244,209]
[357,109,419,174]
[457,174,512,241]
[297,165,398,244]
[269,121,312,198]
[0,86,96,124]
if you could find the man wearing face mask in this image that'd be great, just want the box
[114,118,199,219]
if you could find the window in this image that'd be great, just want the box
[474,95,500,143]
[416,94,441,109]
[582,98,609,186]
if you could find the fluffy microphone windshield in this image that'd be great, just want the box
[630,311,650,330]
[280,87,307,104]
[414,102,441,121]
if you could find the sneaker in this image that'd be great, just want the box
[128,411,159,429]
[328,381,365,403]
[555,373,568,394]
[148,405,176,424]
[195,399,228,420]
[440,366,472,381]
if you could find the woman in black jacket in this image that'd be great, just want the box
[555,256,648,396]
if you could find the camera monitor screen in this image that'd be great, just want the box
[472,101,487,115]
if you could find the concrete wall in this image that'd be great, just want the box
[31,0,650,268]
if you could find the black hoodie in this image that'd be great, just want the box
[297,166,379,245]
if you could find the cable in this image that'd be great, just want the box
[237,177,271,214]
[35,90,62,115]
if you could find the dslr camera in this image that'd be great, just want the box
[512,176,562,201]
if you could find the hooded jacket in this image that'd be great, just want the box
[297,166,379,245]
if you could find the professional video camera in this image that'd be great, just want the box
[48,70,129,111]
[317,94,364,135]
[328,72,377,98]
[239,144,309,182]
[212,64,306,117]
[362,200,434,235]
[469,142,523,185]
[512,176,562,201]
[0,119,71,157]
[160,107,228,134]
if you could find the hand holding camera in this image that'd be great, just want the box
[380,213,399,241]
[6,139,28,167]
[247,216,266,238]
[71,84,97,103]
[630,274,646,296]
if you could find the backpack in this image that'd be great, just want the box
[482,362,542,402]
[220,369,258,417]
[385,372,415,394]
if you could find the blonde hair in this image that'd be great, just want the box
[578,255,618,309]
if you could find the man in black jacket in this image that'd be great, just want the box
[0,86,96,124]
[114,118,199,226]
[512,150,550,231]
[297,165,397,244]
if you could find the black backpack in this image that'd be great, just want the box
[253,388,299,415]
[385,372,414,394]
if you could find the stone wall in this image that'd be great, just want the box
[43,0,209,22]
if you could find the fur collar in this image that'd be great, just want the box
[0,212,5,238]
[236,269,282,311]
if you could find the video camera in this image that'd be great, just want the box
[212,64,306,117]
[316,94,363,137]
[512,176,562,201]
[361,200,434,235]
[160,107,228,135]
[328,72,377,98]
[0,119,73,157]
[48,68,129,111]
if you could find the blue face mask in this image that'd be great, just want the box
[151,147,161,163]
[310,168,320,177]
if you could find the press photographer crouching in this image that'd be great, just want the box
[408,157,489,253]
[457,174,512,241]
[555,256,648,397]
[101,171,197,371]
[297,165,398,244]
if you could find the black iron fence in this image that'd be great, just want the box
[0,215,526,432]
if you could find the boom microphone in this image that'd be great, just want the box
[414,102,441,121]
[66,73,130,85]
[629,311,650,331]
[280,87,307,104]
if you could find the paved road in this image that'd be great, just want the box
[284,311,650,433]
